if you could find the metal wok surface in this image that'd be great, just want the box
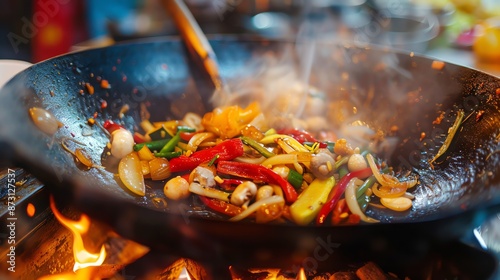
[0,37,500,267]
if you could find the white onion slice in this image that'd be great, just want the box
[345,178,379,223]
[229,195,284,222]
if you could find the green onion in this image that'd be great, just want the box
[333,156,348,170]
[355,175,377,198]
[134,138,171,152]
[357,194,370,212]
[154,151,182,159]
[287,169,303,190]
[177,126,196,133]
[159,131,181,153]
[240,136,275,158]
[326,142,335,153]
[338,166,349,179]
[355,167,389,198]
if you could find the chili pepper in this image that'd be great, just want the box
[133,132,148,144]
[345,214,361,225]
[169,138,244,173]
[219,178,244,191]
[103,120,124,133]
[278,128,318,143]
[316,167,372,225]
[331,198,348,225]
[180,131,196,142]
[199,196,242,217]
[216,161,298,203]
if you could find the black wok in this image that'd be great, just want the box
[0,37,499,276]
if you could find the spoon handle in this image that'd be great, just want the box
[162,0,225,92]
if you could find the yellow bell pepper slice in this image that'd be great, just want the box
[289,176,336,225]
[202,102,260,139]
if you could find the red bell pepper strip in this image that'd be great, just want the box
[316,167,372,225]
[180,131,196,142]
[219,178,244,191]
[216,161,298,203]
[278,128,318,143]
[169,138,244,173]
[278,128,327,148]
[133,132,147,144]
[199,196,242,216]
[103,120,124,133]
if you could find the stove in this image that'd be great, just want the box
[0,166,498,279]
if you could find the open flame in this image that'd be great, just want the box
[296,267,307,280]
[49,196,107,271]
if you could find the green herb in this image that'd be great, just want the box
[134,138,171,152]
[154,151,182,159]
[429,110,465,165]
[240,136,275,158]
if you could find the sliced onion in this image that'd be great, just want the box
[366,154,417,189]
[371,183,407,198]
[261,154,303,174]
[74,149,93,168]
[380,197,412,212]
[234,156,266,164]
[262,154,296,167]
[403,192,416,200]
[118,152,145,196]
[148,157,171,180]
[182,112,203,131]
[345,178,379,223]
[189,182,230,202]
[186,132,216,151]
[229,195,285,222]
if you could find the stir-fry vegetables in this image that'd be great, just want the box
[111,102,418,225]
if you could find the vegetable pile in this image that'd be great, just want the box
[107,102,418,225]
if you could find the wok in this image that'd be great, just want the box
[1,37,500,274]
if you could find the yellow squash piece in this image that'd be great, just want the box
[290,176,335,225]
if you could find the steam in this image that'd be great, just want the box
[210,3,448,160]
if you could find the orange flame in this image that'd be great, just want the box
[47,196,106,275]
[297,267,307,280]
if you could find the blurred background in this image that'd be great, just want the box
[0,0,500,76]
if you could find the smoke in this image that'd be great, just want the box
[210,1,448,158]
